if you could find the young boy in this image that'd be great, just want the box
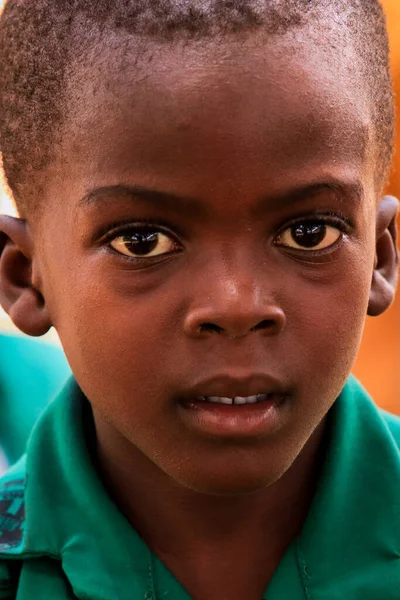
[0,0,399,598]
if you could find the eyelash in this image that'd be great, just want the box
[276,212,352,235]
[98,218,182,241]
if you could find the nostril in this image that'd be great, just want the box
[199,322,224,334]
[251,320,275,332]
[198,320,274,335]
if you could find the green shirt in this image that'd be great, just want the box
[0,334,70,466]
[0,376,399,599]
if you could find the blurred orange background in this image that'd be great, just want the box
[0,0,398,411]
[353,0,400,413]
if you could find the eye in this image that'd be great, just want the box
[276,221,342,251]
[109,230,179,258]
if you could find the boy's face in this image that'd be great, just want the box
[27,33,392,493]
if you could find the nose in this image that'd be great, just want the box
[184,264,286,340]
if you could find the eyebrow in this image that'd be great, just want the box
[79,184,204,215]
[254,179,364,215]
[79,179,364,214]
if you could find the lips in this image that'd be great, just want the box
[177,374,290,439]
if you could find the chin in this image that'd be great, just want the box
[172,462,285,497]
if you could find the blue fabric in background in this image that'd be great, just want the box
[0,333,70,466]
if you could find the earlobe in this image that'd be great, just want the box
[368,195,399,317]
[0,215,51,336]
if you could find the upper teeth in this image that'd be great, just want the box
[197,395,267,405]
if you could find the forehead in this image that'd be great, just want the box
[53,30,374,207]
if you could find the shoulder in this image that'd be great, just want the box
[342,377,400,451]
[379,408,400,448]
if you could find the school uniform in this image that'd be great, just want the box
[0,334,70,467]
[0,375,399,599]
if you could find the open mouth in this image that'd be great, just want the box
[177,374,291,437]
[195,393,280,405]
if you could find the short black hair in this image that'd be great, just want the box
[0,0,394,214]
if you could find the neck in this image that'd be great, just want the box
[93,415,327,565]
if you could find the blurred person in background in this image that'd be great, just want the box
[0,334,70,473]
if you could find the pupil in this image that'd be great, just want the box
[291,223,326,248]
[123,232,159,255]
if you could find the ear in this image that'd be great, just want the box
[0,215,52,336]
[368,195,399,317]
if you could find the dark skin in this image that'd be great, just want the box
[0,31,398,599]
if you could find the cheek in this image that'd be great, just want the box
[285,250,374,393]
[54,269,183,407]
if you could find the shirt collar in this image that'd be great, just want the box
[9,376,400,599]
[269,376,400,598]
[24,378,157,599]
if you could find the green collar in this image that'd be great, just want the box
[293,376,400,598]
[20,379,159,599]
[1,376,400,599]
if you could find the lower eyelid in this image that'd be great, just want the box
[105,246,181,268]
[278,235,346,259]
